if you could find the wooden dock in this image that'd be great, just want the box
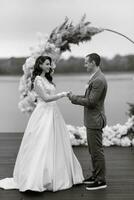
[0,132,134,200]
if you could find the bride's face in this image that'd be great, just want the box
[40,59,51,73]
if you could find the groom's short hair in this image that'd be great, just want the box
[86,53,101,66]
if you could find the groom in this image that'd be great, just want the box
[68,53,107,190]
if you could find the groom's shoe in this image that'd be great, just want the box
[86,180,107,190]
[83,176,95,184]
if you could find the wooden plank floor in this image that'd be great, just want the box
[0,132,134,200]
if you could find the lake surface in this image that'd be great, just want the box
[0,73,134,132]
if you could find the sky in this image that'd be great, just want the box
[0,0,134,58]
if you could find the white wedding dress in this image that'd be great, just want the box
[0,76,84,192]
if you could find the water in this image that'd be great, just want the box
[0,73,134,132]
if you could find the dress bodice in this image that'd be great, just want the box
[34,76,56,103]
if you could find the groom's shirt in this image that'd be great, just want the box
[88,67,100,82]
[85,67,100,89]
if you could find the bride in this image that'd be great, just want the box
[0,56,84,192]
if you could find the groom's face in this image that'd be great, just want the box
[84,57,94,74]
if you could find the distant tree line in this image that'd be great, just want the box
[0,54,134,75]
[0,57,25,75]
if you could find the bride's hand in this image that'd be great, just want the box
[60,92,70,97]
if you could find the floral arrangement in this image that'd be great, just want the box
[67,116,134,147]
[18,15,103,113]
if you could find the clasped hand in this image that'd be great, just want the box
[60,91,73,99]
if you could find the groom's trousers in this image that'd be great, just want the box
[86,127,106,182]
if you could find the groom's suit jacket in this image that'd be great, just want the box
[70,68,107,129]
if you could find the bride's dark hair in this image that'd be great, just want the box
[31,56,54,90]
